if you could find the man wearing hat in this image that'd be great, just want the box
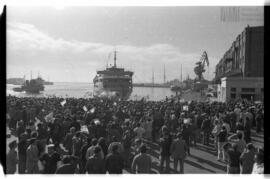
[26,138,39,173]
[40,144,61,174]
[85,146,105,174]
[240,143,255,174]
[131,144,152,174]
[170,133,187,173]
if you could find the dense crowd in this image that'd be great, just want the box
[6,95,264,174]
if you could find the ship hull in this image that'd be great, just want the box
[93,81,132,100]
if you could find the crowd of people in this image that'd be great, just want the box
[6,95,264,174]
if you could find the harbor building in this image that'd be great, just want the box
[213,25,264,102]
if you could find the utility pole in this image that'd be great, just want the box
[30,71,32,80]
[114,49,117,68]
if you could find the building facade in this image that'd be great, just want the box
[214,26,264,82]
[217,77,263,102]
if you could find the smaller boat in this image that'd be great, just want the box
[12,77,45,94]
[170,85,182,92]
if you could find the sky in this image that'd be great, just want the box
[6,6,263,83]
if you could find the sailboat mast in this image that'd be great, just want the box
[163,64,166,84]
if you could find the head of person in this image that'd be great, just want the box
[237,132,243,140]
[31,131,38,138]
[9,140,17,150]
[70,127,76,133]
[94,146,101,155]
[246,143,255,151]
[98,137,106,146]
[47,144,55,155]
[112,144,119,153]
[139,144,147,154]
[91,138,98,146]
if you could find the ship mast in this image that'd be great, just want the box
[114,49,117,68]
[181,64,182,83]
[163,64,166,84]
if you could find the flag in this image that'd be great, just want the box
[184,118,191,124]
[60,100,66,107]
[83,106,88,112]
[183,105,189,111]
[94,119,100,125]
[44,112,54,122]
[90,107,95,113]
[81,125,89,134]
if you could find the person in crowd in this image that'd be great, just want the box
[79,137,92,173]
[108,136,124,155]
[240,143,255,174]
[98,137,108,158]
[159,125,172,173]
[228,132,246,154]
[170,133,187,173]
[6,140,18,174]
[225,143,241,174]
[26,138,39,174]
[133,123,145,140]
[18,133,28,174]
[85,146,105,174]
[131,144,152,174]
[201,116,211,146]
[252,151,264,174]
[63,127,76,155]
[86,138,104,160]
[72,131,83,157]
[39,144,61,174]
[217,126,227,162]
[105,145,124,174]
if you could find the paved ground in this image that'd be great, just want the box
[6,125,263,174]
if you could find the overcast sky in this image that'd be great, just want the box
[7,6,263,83]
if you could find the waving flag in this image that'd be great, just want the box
[83,106,88,112]
[60,100,66,107]
[90,107,95,113]
[44,112,54,122]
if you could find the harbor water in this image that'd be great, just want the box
[6,82,175,101]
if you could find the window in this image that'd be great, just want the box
[231,88,236,92]
[241,88,255,92]
[231,93,236,99]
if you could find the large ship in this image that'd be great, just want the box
[93,50,133,100]
[13,77,45,93]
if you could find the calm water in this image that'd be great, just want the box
[6,82,175,101]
